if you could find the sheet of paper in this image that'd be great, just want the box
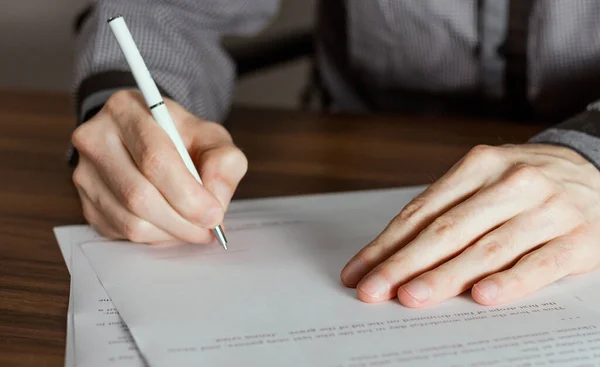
[550,272,600,317]
[55,226,107,366]
[53,227,76,367]
[54,225,134,367]
[81,188,600,367]
[55,187,425,366]
[72,241,145,366]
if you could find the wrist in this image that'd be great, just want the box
[529,109,600,170]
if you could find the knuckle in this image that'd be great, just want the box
[427,215,457,239]
[123,217,149,243]
[465,145,503,165]
[397,197,428,223]
[104,90,144,123]
[535,255,553,272]
[122,183,152,214]
[138,148,168,179]
[523,246,573,276]
[71,124,93,151]
[473,240,506,266]
[72,120,117,164]
[106,90,134,111]
[553,244,575,272]
[507,164,543,187]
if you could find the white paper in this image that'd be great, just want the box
[55,187,425,366]
[54,227,74,272]
[71,243,145,367]
[54,225,134,367]
[53,227,76,367]
[81,188,600,367]
[55,226,106,367]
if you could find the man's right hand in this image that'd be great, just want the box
[71,90,248,244]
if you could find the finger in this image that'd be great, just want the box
[73,158,177,244]
[82,135,215,244]
[195,145,248,210]
[341,145,509,287]
[355,164,554,303]
[77,186,121,239]
[397,194,581,308]
[114,100,224,229]
[472,229,592,306]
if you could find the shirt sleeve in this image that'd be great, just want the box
[73,0,280,125]
[529,102,600,170]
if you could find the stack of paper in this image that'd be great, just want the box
[54,186,600,366]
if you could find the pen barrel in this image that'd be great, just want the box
[108,17,163,107]
[108,15,225,248]
[151,104,203,184]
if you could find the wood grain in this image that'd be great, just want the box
[0,90,547,366]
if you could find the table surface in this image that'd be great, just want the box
[0,90,548,366]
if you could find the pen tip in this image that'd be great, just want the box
[213,226,228,251]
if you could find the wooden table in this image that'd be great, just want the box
[0,90,547,366]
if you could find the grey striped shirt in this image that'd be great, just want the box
[73,0,600,168]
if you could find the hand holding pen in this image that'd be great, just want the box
[71,16,247,249]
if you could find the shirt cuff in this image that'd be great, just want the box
[529,109,600,170]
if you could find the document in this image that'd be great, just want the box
[54,187,421,366]
[56,186,600,366]
[54,225,142,367]
[80,198,600,367]
[72,239,145,366]
[53,227,76,367]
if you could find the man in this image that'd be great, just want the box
[70,0,600,309]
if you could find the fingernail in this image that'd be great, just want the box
[359,274,389,300]
[474,280,499,301]
[211,179,232,209]
[201,207,222,228]
[341,258,368,286]
[401,280,430,303]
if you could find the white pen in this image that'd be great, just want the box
[108,15,228,250]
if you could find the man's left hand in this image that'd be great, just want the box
[341,144,600,307]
